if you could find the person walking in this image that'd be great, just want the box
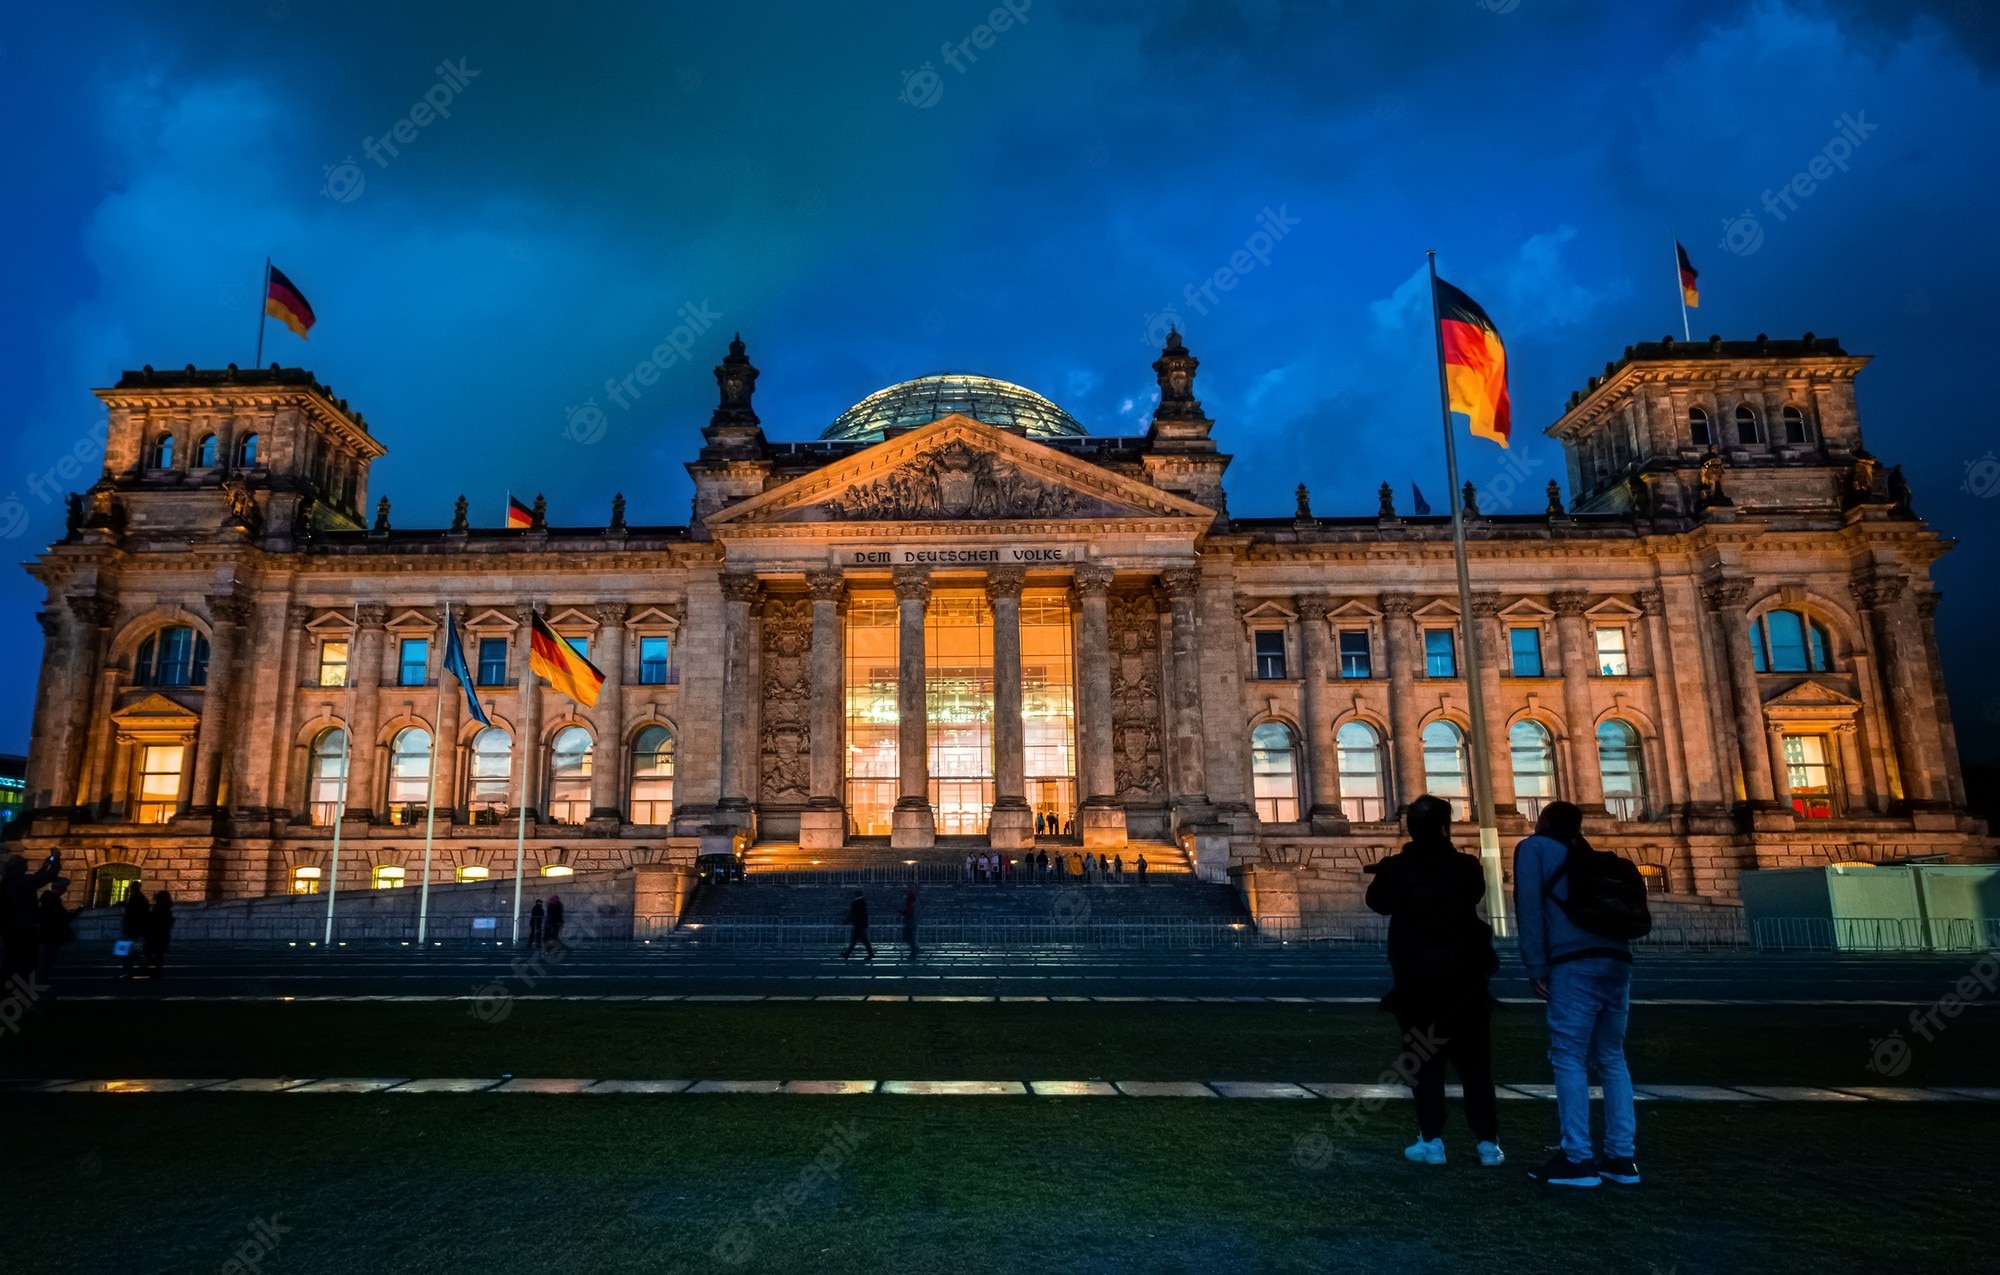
[843,890,875,961]
[1516,800,1642,1188]
[544,894,566,948]
[901,887,919,960]
[117,885,150,980]
[527,898,545,947]
[145,891,175,978]
[36,878,78,1004]
[1363,794,1503,1169]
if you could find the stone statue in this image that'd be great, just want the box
[1295,483,1312,520]
[64,493,83,539]
[610,491,627,532]
[1461,480,1480,518]
[1377,482,1395,519]
[1625,472,1652,518]
[1151,329,1203,421]
[531,493,547,529]
[1545,479,1564,517]
[1888,464,1914,516]
[1849,449,1882,504]
[373,496,391,532]
[1697,448,1730,507]
[220,477,259,531]
[451,494,469,531]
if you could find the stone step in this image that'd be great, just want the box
[688,879,1247,923]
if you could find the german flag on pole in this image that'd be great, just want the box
[1435,277,1512,448]
[1676,240,1700,308]
[528,609,605,708]
[506,495,533,529]
[265,265,317,340]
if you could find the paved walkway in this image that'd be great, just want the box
[7,1077,1997,1100]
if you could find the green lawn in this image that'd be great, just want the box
[1,1001,1990,1087]
[11,1098,1994,1272]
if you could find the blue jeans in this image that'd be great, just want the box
[1546,957,1636,1162]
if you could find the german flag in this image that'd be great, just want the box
[506,495,533,529]
[1435,277,1511,448]
[265,265,317,340]
[1676,240,1700,308]
[528,609,604,707]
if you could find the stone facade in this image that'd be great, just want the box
[12,332,1990,922]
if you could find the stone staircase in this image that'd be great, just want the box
[741,839,1196,876]
[684,876,1248,925]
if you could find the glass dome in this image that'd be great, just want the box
[821,373,1088,443]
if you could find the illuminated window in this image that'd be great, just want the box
[1751,610,1830,674]
[467,727,512,817]
[372,865,406,889]
[1510,720,1556,819]
[136,743,185,823]
[1253,630,1287,680]
[843,594,900,836]
[1338,630,1371,678]
[1021,590,1077,829]
[927,591,994,836]
[398,638,429,687]
[386,728,432,820]
[1598,720,1647,821]
[92,863,142,908]
[1250,721,1300,823]
[235,433,260,467]
[307,729,348,825]
[1783,733,1836,819]
[1336,721,1385,823]
[1689,407,1712,447]
[1424,629,1457,678]
[136,627,210,687]
[541,863,574,878]
[292,866,322,895]
[1421,720,1469,821]
[629,726,675,824]
[547,726,593,824]
[317,639,349,687]
[1509,627,1543,677]
[194,433,218,468]
[1595,626,1629,676]
[456,864,490,882]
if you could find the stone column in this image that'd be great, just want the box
[715,572,761,822]
[1633,590,1689,813]
[1702,578,1777,807]
[1074,564,1126,847]
[1549,592,1604,811]
[190,593,252,811]
[1162,567,1209,815]
[983,567,1034,849]
[1916,593,1967,808]
[511,603,545,823]
[800,570,847,850]
[1470,594,1516,821]
[890,565,935,849]
[343,604,387,825]
[1296,596,1346,831]
[589,602,628,820]
[1380,594,1424,811]
[1854,575,1950,811]
[25,609,72,810]
[1766,720,1793,812]
[64,596,118,812]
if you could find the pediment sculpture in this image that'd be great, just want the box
[817,439,1103,521]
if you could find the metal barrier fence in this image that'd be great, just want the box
[1751,915,1999,953]
[732,866,1190,887]
[677,916,1271,948]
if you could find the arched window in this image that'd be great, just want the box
[307,728,349,825]
[1750,609,1831,673]
[1336,721,1386,823]
[386,727,432,822]
[1598,720,1647,821]
[547,726,593,825]
[629,725,675,824]
[1688,406,1712,447]
[194,433,218,468]
[1780,406,1809,445]
[466,727,512,820]
[1735,404,1762,445]
[234,432,260,467]
[149,433,175,468]
[1249,721,1301,823]
[1509,720,1557,818]
[134,626,211,687]
[1421,720,1469,821]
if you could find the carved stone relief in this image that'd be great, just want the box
[816,439,1110,521]
[758,597,812,803]
[1108,589,1166,801]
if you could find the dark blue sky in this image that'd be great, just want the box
[5,0,2000,758]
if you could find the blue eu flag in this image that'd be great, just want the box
[442,610,491,726]
[1410,483,1432,516]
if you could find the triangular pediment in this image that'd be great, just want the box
[708,415,1215,531]
[110,693,201,741]
[1764,678,1861,712]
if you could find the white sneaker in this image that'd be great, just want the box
[1477,1140,1505,1167]
[1403,1136,1446,1165]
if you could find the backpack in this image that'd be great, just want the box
[1547,841,1653,941]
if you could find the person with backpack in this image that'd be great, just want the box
[1514,800,1649,1189]
[1364,794,1503,1168]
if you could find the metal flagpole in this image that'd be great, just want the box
[323,600,358,946]
[1426,250,1508,936]
[254,258,271,367]
[1673,233,1691,343]
[417,601,448,944]
[511,604,533,946]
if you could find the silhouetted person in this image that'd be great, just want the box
[1136,853,1148,885]
[843,891,874,961]
[117,886,150,980]
[1037,850,1050,883]
[901,888,918,960]
[527,899,545,947]
[1365,794,1502,1169]
[36,878,78,1003]
[145,892,175,977]
[544,895,565,948]
[0,852,61,986]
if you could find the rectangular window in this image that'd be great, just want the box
[477,638,508,686]
[1338,630,1371,679]
[565,635,588,659]
[1253,630,1288,680]
[398,638,429,687]
[1424,629,1457,678]
[317,640,349,687]
[1596,626,1629,676]
[638,635,671,685]
[1508,627,1543,678]
[1020,591,1077,829]
[1783,734,1837,819]
[844,595,901,837]
[136,743,185,824]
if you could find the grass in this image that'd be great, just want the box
[10,1097,1994,1272]
[1,1001,1991,1087]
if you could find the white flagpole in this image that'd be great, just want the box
[1674,233,1691,343]
[511,604,533,946]
[254,258,271,367]
[323,600,358,946]
[416,601,447,944]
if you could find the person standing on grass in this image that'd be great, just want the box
[528,898,545,947]
[145,892,175,977]
[1515,800,1641,1189]
[544,894,566,948]
[901,887,919,960]
[843,890,875,961]
[1363,793,1503,1170]
[117,885,150,980]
